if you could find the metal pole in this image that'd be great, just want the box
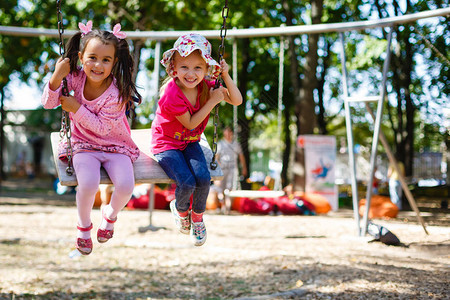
[152,41,161,114]
[138,42,165,233]
[277,36,285,142]
[232,37,239,190]
[360,28,393,236]
[364,105,428,234]
[138,183,165,232]
[232,36,238,134]
[275,34,285,191]
[3,7,449,39]
[149,184,155,226]
[339,32,361,235]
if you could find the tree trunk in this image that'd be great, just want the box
[292,0,323,190]
[281,0,300,187]
[446,136,450,186]
[391,24,415,178]
[237,38,251,186]
[131,40,143,129]
[390,32,404,159]
[403,30,415,177]
[317,39,330,135]
[297,0,322,135]
[281,104,291,187]
[0,88,5,183]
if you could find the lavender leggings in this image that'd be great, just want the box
[73,152,135,228]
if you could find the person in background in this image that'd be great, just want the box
[372,167,379,195]
[216,126,248,214]
[387,160,405,210]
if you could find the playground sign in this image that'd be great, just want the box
[297,135,338,211]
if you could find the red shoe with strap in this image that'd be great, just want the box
[76,223,93,255]
[97,208,117,243]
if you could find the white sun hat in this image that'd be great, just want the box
[160,33,221,80]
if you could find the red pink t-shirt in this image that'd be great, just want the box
[151,78,215,154]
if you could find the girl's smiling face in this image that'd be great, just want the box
[172,50,207,90]
[79,38,116,85]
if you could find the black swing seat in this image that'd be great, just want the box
[51,128,223,186]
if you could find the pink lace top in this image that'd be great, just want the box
[41,69,139,162]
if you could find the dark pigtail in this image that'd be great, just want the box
[64,32,82,74]
[113,38,142,110]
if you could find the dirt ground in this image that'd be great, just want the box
[0,179,449,299]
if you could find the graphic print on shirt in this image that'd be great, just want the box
[173,127,202,141]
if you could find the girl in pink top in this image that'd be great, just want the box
[41,21,141,255]
[152,33,242,246]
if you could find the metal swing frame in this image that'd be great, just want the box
[3,6,448,235]
[340,27,428,236]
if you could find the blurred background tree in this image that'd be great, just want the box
[0,0,448,187]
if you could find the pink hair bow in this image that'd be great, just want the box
[112,23,127,39]
[78,20,93,35]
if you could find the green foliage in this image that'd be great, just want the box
[27,107,62,132]
[0,0,448,181]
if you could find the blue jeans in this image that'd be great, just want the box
[154,142,211,214]
[389,179,402,210]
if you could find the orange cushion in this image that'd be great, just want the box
[294,191,331,214]
[206,192,219,210]
[359,195,399,219]
[93,190,102,208]
[231,197,241,211]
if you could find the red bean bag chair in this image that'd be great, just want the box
[271,196,302,214]
[256,186,301,215]
[238,197,273,215]
[127,185,170,210]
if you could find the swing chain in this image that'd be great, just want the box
[210,0,229,170]
[218,3,229,65]
[56,0,74,176]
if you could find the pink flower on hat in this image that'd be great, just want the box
[161,33,221,80]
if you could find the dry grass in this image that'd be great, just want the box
[0,201,448,299]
